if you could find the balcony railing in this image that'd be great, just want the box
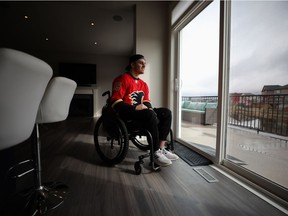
[182,96,218,103]
[182,94,288,136]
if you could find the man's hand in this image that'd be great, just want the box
[135,103,148,111]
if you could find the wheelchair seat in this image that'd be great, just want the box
[93,91,174,175]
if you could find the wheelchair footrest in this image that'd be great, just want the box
[138,153,150,161]
[149,162,160,171]
[137,152,160,172]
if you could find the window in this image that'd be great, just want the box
[171,0,288,203]
[226,0,288,190]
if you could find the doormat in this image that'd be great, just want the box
[173,141,212,166]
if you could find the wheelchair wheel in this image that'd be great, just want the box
[130,132,150,151]
[94,116,129,165]
[131,129,174,152]
[134,161,142,175]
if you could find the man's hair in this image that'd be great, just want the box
[125,54,145,71]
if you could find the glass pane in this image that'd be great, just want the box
[227,1,288,188]
[179,1,219,156]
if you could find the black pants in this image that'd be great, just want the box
[119,108,172,151]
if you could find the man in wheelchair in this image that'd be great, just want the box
[110,54,179,166]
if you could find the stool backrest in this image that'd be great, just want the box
[36,77,77,124]
[0,48,52,150]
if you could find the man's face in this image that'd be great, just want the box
[132,58,146,74]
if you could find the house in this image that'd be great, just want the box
[262,85,288,95]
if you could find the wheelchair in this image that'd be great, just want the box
[93,91,174,175]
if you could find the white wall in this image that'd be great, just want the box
[135,2,169,108]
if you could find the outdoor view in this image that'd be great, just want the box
[179,0,288,189]
[227,1,288,188]
[179,0,219,156]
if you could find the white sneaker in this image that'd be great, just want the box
[162,148,179,161]
[154,149,172,166]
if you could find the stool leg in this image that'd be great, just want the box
[0,125,69,216]
[24,124,69,215]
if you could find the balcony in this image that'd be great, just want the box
[181,94,288,188]
[229,94,288,136]
[182,94,288,136]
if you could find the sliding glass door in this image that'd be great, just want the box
[177,0,220,158]
[172,0,288,201]
[225,0,288,190]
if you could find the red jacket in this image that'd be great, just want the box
[111,72,152,113]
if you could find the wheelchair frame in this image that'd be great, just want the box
[93,91,174,174]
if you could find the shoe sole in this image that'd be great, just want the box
[155,161,172,167]
[163,154,179,161]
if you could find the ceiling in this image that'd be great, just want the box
[0,1,135,56]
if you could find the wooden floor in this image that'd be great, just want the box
[38,117,286,216]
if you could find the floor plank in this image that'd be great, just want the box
[38,117,286,216]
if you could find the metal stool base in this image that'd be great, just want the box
[1,182,68,216]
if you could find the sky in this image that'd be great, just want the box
[180,0,288,96]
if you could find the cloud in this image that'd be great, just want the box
[229,1,288,94]
[181,1,288,96]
